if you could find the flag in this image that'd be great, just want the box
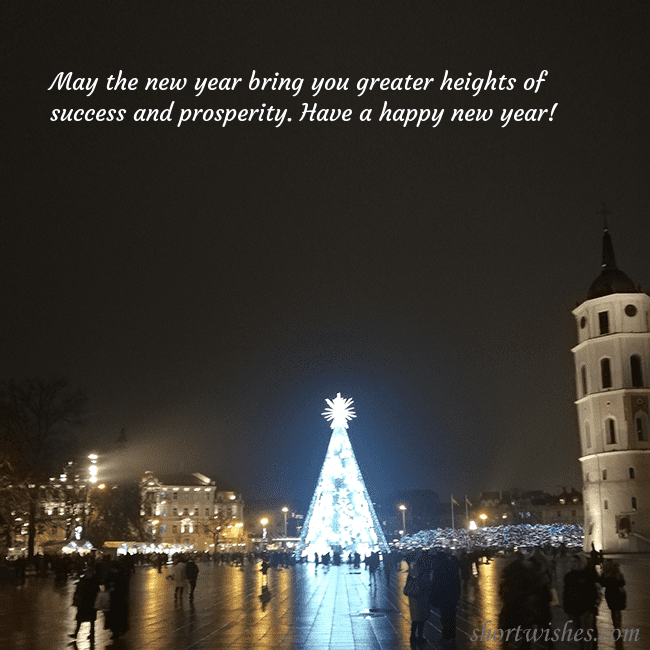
[451,495,460,506]
[465,496,473,507]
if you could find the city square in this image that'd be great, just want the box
[5,3,650,650]
[1,555,648,650]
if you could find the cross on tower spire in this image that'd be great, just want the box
[596,204,616,270]
[596,203,611,231]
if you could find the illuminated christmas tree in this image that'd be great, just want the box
[296,393,389,558]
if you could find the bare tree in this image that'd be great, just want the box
[201,511,233,549]
[87,483,147,548]
[0,378,86,559]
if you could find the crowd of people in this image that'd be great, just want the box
[0,537,629,648]
[401,543,628,649]
[398,522,585,553]
[69,554,131,643]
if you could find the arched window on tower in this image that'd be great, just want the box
[581,366,588,396]
[599,311,610,335]
[636,415,647,441]
[606,418,617,445]
[584,421,591,449]
[631,355,643,388]
[631,497,637,511]
[601,358,612,389]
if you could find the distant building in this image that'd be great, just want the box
[572,222,650,552]
[140,471,245,551]
[11,458,96,554]
[472,489,583,527]
[535,489,584,526]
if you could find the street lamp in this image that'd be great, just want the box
[88,454,98,484]
[399,504,406,534]
[84,454,99,536]
[260,517,268,541]
[480,513,487,527]
[282,507,288,537]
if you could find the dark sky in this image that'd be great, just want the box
[5,3,649,512]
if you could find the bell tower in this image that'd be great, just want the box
[572,221,650,552]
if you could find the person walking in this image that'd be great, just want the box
[429,551,462,646]
[601,559,626,630]
[172,555,188,600]
[405,551,433,644]
[104,558,131,641]
[69,566,101,642]
[186,557,199,601]
[563,554,600,645]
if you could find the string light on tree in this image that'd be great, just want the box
[296,392,388,559]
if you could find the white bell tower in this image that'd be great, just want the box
[573,224,650,553]
[572,222,650,552]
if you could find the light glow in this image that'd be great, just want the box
[296,392,388,558]
[322,392,356,430]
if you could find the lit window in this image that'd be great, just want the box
[631,497,637,510]
[601,358,612,389]
[631,355,644,388]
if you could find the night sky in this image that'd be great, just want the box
[5,4,650,512]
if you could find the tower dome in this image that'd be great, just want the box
[587,223,636,299]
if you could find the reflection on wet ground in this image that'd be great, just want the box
[0,556,648,649]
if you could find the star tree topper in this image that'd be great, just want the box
[322,392,356,429]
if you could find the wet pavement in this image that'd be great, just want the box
[1,556,648,650]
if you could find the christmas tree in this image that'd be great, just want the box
[295,393,389,559]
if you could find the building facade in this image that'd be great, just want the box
[141,472,245,551]
[572,224,650,552]
[473,489,583,527]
